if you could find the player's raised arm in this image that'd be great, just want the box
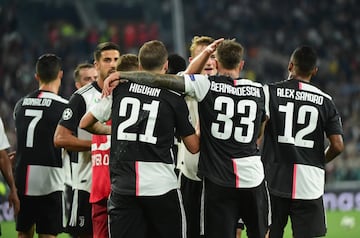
[185,38,224,74]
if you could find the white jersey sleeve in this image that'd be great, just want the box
[89,95,112,123]
[184,74,211,102]
[0,117,10,150]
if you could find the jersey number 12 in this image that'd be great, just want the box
[278,102,318,148]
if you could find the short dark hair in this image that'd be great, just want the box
[117,54,139,71]
[139,40,168,71]
[291,46,317,77]
[93,42,121,61]
[167,54,186,74]
[36,54,62,83]
[216,39,244,70]
[73,63,95,82]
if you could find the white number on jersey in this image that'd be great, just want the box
[117,97,159,144]
[278,102,318,148]
[211,96,257,143]
[25,109,43,148]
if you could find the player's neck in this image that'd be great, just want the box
[96,78,104,90]
[39,80,60,94]
[217,69,239,79]
[288,74,311,83]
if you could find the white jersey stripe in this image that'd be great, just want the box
[38,91,69,103]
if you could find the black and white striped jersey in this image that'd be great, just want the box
[14,90,68,195]
[262,79,343,199]
[90,81,195,196]
[184,74,267,188]
[58,81,102,193]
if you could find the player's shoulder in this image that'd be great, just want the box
[74,82,98,96]
[39,91,68,104]
[267,79,333,100]
[184,73,208,81]
[298,81,333,100]
[71,82,101,104]
[234,78,263,88]
[163,89,183,97]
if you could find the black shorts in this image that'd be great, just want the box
[204,179,269,238]
[65,189,93,236]
[16,191,64,235]
[108,189,185,238]
[179,173,204,238]
[269,194,326,238]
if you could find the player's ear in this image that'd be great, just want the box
[34,73,40,82]
[239,60,245,71]
[75,82,81,89]
[94,60,99,70]
[311,66,318,77]
[58,70,63,79]
[288,62,294,72]
[163,60,169,73]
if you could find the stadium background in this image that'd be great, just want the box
[0,0,359,236]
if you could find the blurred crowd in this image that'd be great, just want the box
[0,0,359,182]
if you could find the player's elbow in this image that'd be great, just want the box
[331,141,344,155]
[182,134,200,154]
[53,125,70,148]
[79,120,87,130]
[328,134,345,157]
[187,145,200,154]
[79,113,97,132]
[53,133,64,148]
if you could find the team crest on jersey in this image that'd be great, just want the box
[62,108,73,120]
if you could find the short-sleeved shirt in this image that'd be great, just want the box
[184,74,267,188]
[13,90,68,195]
[58,81,102,193]
[262,79,343,199]
[0,117,10,150]
[90,81,195,196]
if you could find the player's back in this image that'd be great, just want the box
[196,75,266,188]
[14,89,68,195]
[263,78,339,167]
[110,81,195,196]
[263,78,343,199]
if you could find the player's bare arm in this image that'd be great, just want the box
[0,149,20,215]
[185,38,224,74]
[181,133,200,154]
[80,112,111,135]
[325,134,344,163]
[54,125,91,152]
[102,71,186,97]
